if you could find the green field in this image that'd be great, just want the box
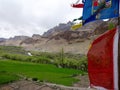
[0,45,87,86]
[0,45,88,71]
[0,72,19,84]
[0,60,85,86]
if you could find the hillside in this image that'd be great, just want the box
[0,38,6,42]
[0,17,119,54]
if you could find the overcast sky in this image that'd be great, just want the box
[0,0,83,38]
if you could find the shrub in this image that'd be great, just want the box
[37,57,51,64]
[32,77,38,81]
[108,22,115,30]
[54,56,88,71]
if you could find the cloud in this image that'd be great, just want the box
[0,0,82,38]
[0,0,24,24]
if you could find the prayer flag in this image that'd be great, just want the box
[82,0,119,24]
[87,27,119,90]
[71,4,84,8]
[71,23,82,30]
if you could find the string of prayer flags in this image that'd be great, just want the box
[73,16,82,22]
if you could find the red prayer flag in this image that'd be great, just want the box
[71,1,97,8]
[71,4,84,8]
[87,27,119,90]
[94,1,98,6]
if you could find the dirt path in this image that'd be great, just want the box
[0,80,57,90]
[0,75,96,90]
[73,75,90,87]
[0,80,90,90]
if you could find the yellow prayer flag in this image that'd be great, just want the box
[71,23,82,30]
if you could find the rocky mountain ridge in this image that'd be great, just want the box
[43,21,73,37]
[0,18,119,54]
[0,38,6,43]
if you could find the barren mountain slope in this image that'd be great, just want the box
[0,18,118,54]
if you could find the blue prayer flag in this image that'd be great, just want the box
[82,0,119,24]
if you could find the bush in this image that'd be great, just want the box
[36,57,51,64]
[108,22,115,30]
[54,56,88,71]
[32,77,38,81]
[78,56,88,71]
[1,53,11,59]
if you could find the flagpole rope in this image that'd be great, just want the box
[75,0,80,4]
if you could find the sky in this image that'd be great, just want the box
[0,0,83,38]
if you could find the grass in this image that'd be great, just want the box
[0,60,85,86]
[0,45,27,55]
[0,72,19,84]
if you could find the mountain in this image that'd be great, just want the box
[9,36,29,41]
[0,36,29,46]
[0,38,6,42]
[43,21,73,37]
[0,18,119,54]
